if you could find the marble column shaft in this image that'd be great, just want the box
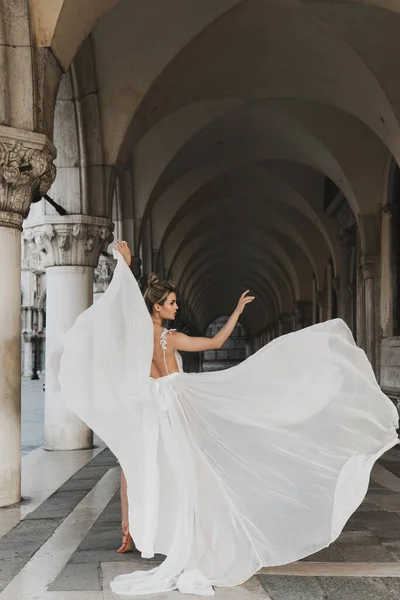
[24,215,114,450]
[0,125,56,506]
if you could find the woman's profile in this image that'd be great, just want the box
[59,240,399,597]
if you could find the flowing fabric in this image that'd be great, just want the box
[59,252,399,596]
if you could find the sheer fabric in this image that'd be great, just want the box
[59,252,399,596]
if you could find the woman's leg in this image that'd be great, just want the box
[117,470,134,552]
[120,470,129,529]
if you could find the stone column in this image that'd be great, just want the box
[360,255,380,374]
[338,228,357,329]
[22,307,33,376]
[23,332,33,377]
[292,301,313,331]
[0,126,56,506]
[315,291,325,323]
[278,314,291,336]
[25,216,113,450]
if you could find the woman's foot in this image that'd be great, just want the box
[117,525,135,553]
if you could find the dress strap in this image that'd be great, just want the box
[160,328,176,376]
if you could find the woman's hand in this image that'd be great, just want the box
[114,240,132,267]
[234,290,255,315]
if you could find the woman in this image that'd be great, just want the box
[59,241,399,597]
[118,240,253,554]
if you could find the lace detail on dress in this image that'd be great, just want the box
[160,328,177,375]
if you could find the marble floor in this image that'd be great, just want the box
[2,387,400,599]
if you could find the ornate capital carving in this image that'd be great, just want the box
[0,126,56,230]
[94,254,116,293]
[24,215,114,268]
[338,227,356,248]
[360,255,380,280]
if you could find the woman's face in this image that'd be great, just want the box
[157,292,179,321]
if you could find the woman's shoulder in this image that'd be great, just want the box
[160,328,177,350]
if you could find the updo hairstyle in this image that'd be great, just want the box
[144,273,176,314]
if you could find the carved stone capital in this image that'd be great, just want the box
[0,126,56,230]
[94,254,116,293]
[24,215,114,268]
[338,227,356,248]
[360,255,380,280]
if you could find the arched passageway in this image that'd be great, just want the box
[2,0,400,506]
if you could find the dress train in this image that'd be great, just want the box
[59,252,399,596]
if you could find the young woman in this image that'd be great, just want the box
[59,241,399,597]
[117,240,254,553]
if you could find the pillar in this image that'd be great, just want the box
[292,301,313,331]
[278,314,291,336]
[0,125,56,506]
[360,255,380,374]
[24,215,113,450]
[22,307,33,376]
[338,227,357,330]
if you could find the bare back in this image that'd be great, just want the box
[150,327,180,379]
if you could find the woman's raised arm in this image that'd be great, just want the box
[170,290,255,353]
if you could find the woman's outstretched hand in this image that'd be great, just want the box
[235,290,255,315]
[114,240,132,267]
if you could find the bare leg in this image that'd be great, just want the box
[120,470,129,529]
[117,470,134,553]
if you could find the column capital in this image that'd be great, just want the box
[24,215,114,268]
[338,227,356,248]
[0,126,56,230]
[360,255,380,280]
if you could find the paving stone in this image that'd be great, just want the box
[71,466,110,480]
[48,562,102,592]
[61,478,104,492]
[0,518,61,560]
[258,575,325,600]
[380,460,400,479]
[336,531,382,546]
[70,549,139,564]
[342,517,369,532]
[318,576,399,600]
[25,490,88,519]
[339,544,395,562]
[382,577,400,597]
[0,449,113,592]
[368,494,400,512]
[301,544,344,562]
[357,499,385,512]
[0,558,27,593]
[361,512,400,543]
[78,525,122,551]
[382,542,400,562]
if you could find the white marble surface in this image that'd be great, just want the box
[0,444,105,538]
[0,464,117,600]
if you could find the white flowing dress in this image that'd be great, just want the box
[59,251,399,596]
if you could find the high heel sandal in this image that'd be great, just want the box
[117,525,135,553]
